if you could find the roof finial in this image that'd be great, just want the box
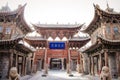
[105,1,114,13]
[6,2,8,7]
[106,0,109,9]
[0,2,11,11]
[75,22,77,24]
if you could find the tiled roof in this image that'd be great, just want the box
[33,23,83,29]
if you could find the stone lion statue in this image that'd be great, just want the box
[9,67,20,80]
[100,66,111,80]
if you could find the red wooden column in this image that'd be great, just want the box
[42,48,48,76]
[67,49,73,76]
[67,49,71,74]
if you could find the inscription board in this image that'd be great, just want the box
[49,42,65,49]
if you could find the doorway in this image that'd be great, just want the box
[50,58,61,70]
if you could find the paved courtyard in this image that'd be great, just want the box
[20,70,100,80]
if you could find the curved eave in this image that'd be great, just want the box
[0,4,32,34]
[0,37,23,45]
[17,4,32,34]
[96,5,120,17]
[24,37,46,47]
[82,4,120,35]
[82,36,120,53]
[82,40,101,53]
[82,4,100,34]
[69,38,90,48]
[69,37,90,42]
[98,36,120,45]
[25,37,46,41]
[15,44,33,54]
[0,9,18,16]
[33,23,83,31]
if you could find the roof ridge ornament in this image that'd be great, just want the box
[93,3,100,9]
[106,0,110,9]
[105,1,114,13]
[0,2,11,12]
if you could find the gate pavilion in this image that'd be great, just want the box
[25,23,90,75]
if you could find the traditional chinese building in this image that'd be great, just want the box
[25,23,90,75]
[82,4,120,79]
[0,4,33,79]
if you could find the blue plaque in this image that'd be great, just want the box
[49,42,65,49]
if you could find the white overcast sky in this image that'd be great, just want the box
[0,0,120,26]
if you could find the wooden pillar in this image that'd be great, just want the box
[9,51,13,78]
[61,58,64,70]
[104,51,108,66]
[80,54,84,73]
[96,56,99,74]
[116,52,120,77]
[68,49,71,74]
[99,53,102,75]
[22,56,25,76]
[67,49,73,76]
[48,58,51,70]
[91,56,94,75]
[15,54,18,67]
[67,49,71,74]
[66,51,69,73]
[39,59,42,71]
[24,57,27,75]
[10,52,13,67]
[44,49,48,74]
[77,53,80,73]
[88,57,91,74]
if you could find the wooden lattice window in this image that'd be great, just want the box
[113,27,119,35]
[0,26,2,32]
[5,27,11,34]
[106,26,111,34]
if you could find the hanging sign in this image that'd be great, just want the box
[49,42,65,49]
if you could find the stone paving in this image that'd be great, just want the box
[20,70,98,80]
[20,70,119,80]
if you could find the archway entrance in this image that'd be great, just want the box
[49,58,66,70]
[50,58,61,70]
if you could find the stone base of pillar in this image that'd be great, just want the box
[45,70,48,74]
[66,63,70,73]
[62,68,64,71]
[45,64,48,74]
[69,74,74,77]
[41,70,48,77]
[42,64,48,77]
[62,66,64,70]
[118,77,120,80]
[41,74,47,77]
[66,63,73,76]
